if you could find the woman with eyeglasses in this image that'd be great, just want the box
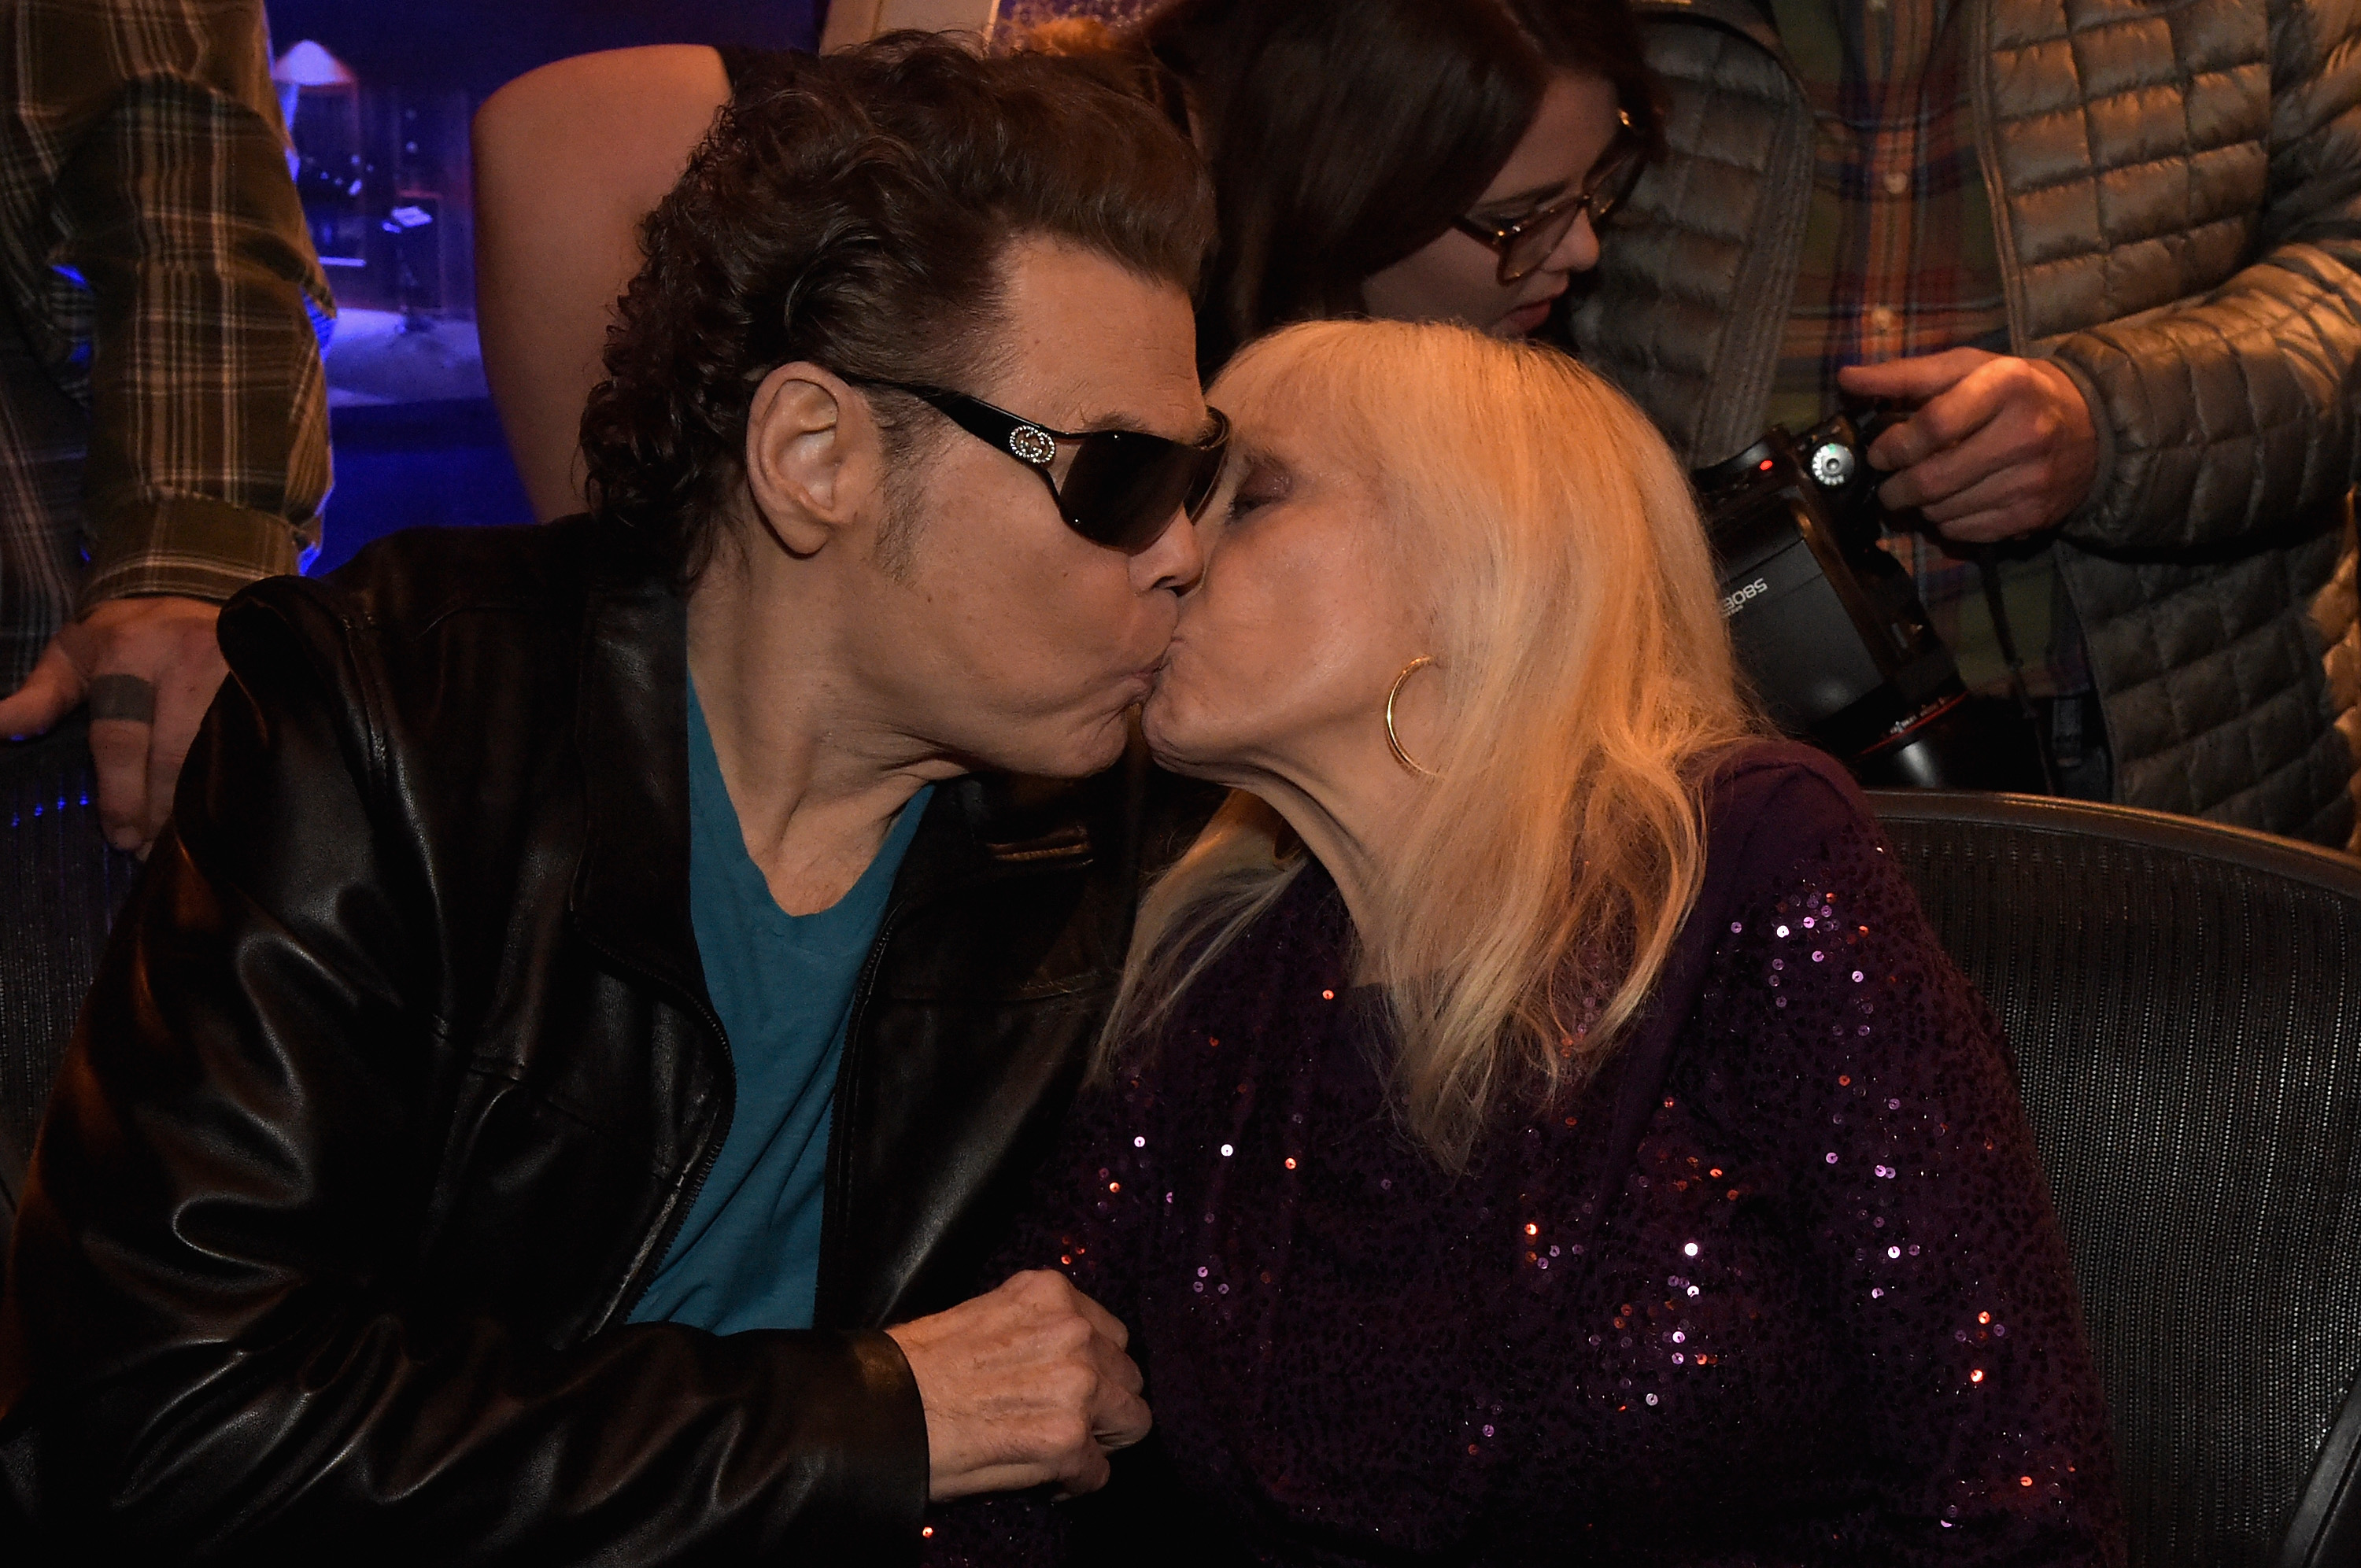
[1015,0,1648,367]
[917,318,2125,1565]
[473,0,1649,518]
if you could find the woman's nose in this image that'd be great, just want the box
[1541,210,1602,278]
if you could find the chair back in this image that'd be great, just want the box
[1,718,140,1275]
[1867,790,2361,1568]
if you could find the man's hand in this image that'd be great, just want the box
[1839,349,2098,544]
[0,596,226,854]
[883,1269,1151,1502]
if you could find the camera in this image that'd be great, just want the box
[1692,410,2048,791]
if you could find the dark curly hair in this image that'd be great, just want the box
[578,33,1216,579]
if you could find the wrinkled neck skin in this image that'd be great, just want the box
[1217,735,1428,976]
[684,525,963,917]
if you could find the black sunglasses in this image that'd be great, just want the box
[852,378,1231,555]
[1451,112,1644,286]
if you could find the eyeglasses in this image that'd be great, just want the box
[852,379,1231,555]
[1451,113,1644,286]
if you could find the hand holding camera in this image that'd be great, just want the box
[1839,349,2100,543]
[1693,399,2052,791]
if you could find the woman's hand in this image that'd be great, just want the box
[885,1268,1151,1501]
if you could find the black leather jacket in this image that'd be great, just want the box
[0,518,1192,1562]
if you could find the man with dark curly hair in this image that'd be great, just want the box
[0,35,1226,1562]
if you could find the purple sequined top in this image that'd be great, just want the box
[924,743,2125,1565]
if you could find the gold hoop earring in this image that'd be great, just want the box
[1385,656,1440,779]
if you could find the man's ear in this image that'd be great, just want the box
[742,363,885,557]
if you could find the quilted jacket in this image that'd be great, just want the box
[1570,0,2361,847]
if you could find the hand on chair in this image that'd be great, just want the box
[0,596,226,856]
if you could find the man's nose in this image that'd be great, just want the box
[1131,505,1205,596]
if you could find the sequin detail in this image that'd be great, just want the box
[920,747,2121,1565]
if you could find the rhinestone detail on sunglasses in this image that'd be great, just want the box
[1007,425,1056,465]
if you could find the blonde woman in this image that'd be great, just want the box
[924,320,2123,1565]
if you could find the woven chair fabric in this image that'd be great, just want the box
[1870,791,2361,1568]
[1,719,140,1176]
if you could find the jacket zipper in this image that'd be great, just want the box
[619,1084,730,1324]
[584,939,737,1331]
[814,843,1093,1328]
[811,898,910,1326]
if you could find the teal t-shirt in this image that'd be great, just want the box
[628,681,932,1334]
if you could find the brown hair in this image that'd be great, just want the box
[1025,0,1655,371]
[579,33,1215,578]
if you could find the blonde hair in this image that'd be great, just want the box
[1103,319,1757,1168]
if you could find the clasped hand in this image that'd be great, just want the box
[1839,348,2098,544]
[885,1268,1152,1502]
[0,595,225,856]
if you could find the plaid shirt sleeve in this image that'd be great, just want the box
[9,0,334,612]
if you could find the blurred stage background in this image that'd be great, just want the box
[264,1,824,571]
